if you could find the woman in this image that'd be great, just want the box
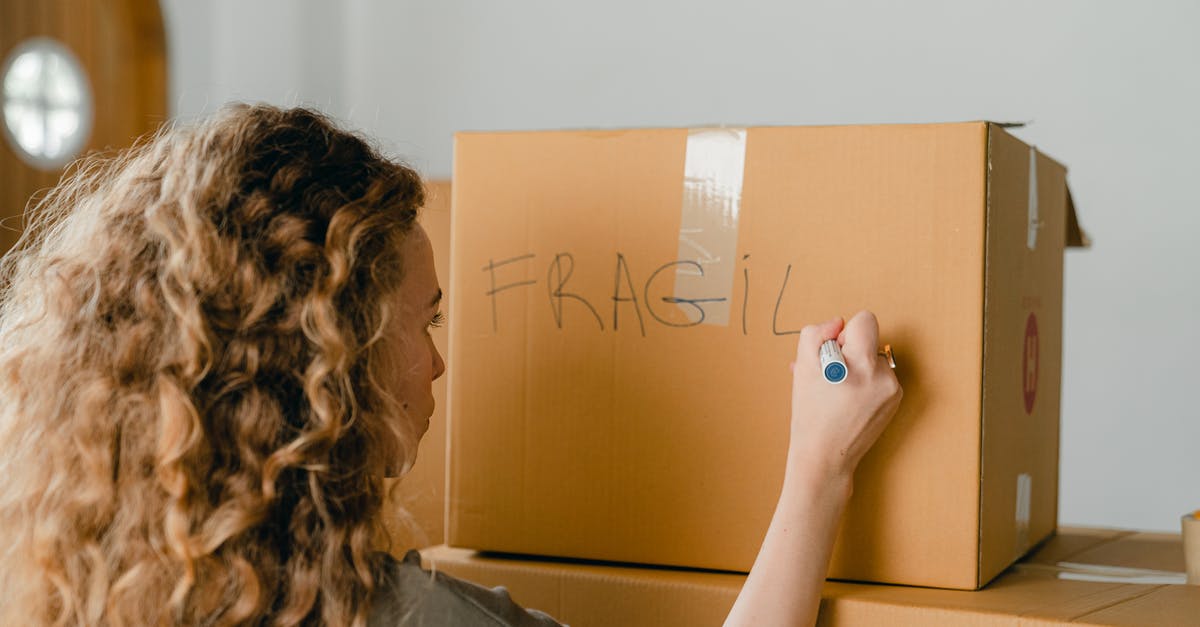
[0,104,901,626]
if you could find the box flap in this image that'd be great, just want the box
[979,122,1089,249]
[1065,189,1091,248]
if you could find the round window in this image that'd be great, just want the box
[2,37,94,170]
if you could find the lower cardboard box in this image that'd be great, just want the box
[419,528,1199,627]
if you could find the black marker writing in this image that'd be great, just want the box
[612,253,646,336]
[772,263,802,335]
[548,252,604,331]
[741,253,750,336]
[484,254,537,332]
[644,260,727,328]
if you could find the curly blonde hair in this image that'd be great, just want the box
[0,104,426,626]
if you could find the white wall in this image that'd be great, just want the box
[162,0,1200,533]
[165,0,347,121]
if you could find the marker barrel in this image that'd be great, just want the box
[820,339,847,384]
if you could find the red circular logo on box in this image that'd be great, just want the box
[1023,312,1039,414]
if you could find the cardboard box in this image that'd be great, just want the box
[380,180,452,552]
[447,123,1088,588]
[420,529,1199,627]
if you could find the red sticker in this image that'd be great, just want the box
[1023,312,1039,414]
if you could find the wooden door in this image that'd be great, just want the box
[0,0,166,256]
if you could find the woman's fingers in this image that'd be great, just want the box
[841,310,880,364]
[796,317,844,365]
[787,310,904,478]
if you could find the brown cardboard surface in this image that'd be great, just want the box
[818,576,1155,627]
[1067,531,1189,573]
[420,529,1198,627]
[1076,585,1200,626]
[422,546,744,627]
[381,180,451,553]
[978,126,1068,585]
[447,123,1081,589]
[1023,528,1130,566]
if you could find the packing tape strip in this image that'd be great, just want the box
[674,128,746,326]
[1015,473,1032,558]
[1014,561,1187,585]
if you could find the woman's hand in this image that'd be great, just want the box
[725,310,903,627]
[787,311,903,484]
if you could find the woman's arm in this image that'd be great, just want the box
[724,312,903,627]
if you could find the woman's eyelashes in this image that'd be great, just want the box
[428,311,446,329]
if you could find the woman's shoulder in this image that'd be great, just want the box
[370,550,564,627]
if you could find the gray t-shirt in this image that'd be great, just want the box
[370,550,563,626]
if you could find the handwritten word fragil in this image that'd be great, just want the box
[481,252,808,337]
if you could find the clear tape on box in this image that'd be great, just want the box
[1013,561,1187,585]
[673,128,746,326]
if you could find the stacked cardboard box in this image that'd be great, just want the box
[396,130,1200,614]
[421,529,1199,626]
[446,122,1085,590]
